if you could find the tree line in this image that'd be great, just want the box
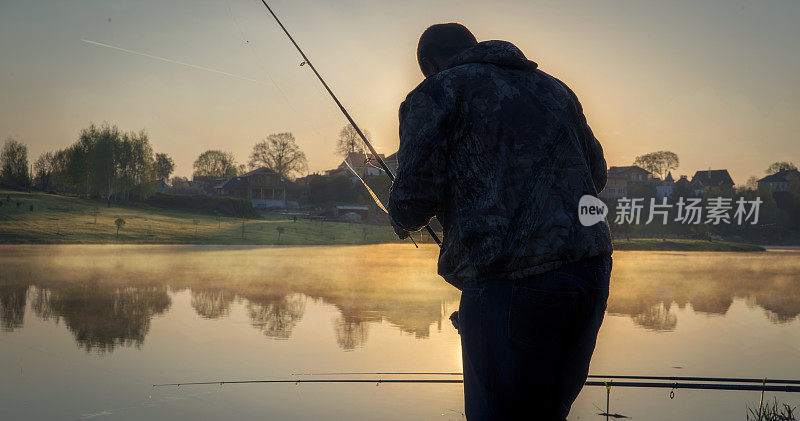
[191,132,308,183]
[0,123,319,202]
[0,122,351,202]
[1,123,174,203]
[190,124,366,183]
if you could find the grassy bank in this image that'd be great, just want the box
[0,189,410,245]
[0,189,765,251]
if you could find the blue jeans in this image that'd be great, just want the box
[457,254,611,420]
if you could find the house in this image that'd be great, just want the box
[599,165,652,199]
[758,169,800,192]
[672,174,694,197]
[690,169,735,195]
[655,171,675,200]
[383,152,399,175]
[187,179,211,192]
[215,167,287,208]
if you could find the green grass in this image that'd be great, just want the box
[0,189,766,251]
[613,238,765,252]
[747,397,797,420]
[0,189,418,245]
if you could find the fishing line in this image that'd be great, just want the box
[342,158,418,247]
[221,0,341,182]
[256,0,442,247]
[341,158,387,215]
[222,0,301,116]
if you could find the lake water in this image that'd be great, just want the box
[1,245,799,420]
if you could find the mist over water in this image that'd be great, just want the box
[1,245,799,420]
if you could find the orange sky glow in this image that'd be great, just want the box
[1,0,798,184]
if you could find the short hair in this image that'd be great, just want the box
[417,23,478,66]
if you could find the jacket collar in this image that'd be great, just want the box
[448,40,538,71]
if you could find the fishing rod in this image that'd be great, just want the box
[292,371,463,376]
[290,372,800,386]
[151,378,800,393]
[342,158,418,248]
[257,0,442,247]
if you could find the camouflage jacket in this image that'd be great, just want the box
[388,40,612,288]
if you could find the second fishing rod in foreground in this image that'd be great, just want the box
[152,377,800,393]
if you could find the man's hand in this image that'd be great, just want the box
[391,219,410,240]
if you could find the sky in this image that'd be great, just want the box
[1,0,798,183]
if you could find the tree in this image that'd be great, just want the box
[87,124,121,204]
[155,153,175,181]
[193,150,237,182]
[303,174,358,204]
[29,123,159,201]
[114,217,126,237]
[33,152,55,191]
[52,124,157,201]
[766,161,797,175]
[1,138,30,187]
[122,130,155,201]
[633,151,679,181]
[49,148,70,192]
[63,141,91,196]
[336,125,371,158]
[236,163,248,176]
[248,133,307,180]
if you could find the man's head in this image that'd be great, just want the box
[417,23,478,78]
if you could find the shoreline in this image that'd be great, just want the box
[0,189,769,252]
[0,239,768,252]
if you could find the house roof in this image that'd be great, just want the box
[664,172,674,183]
[758,169,800,183]
[675,175,691,186]
[239,166,278,178]
[218,167,284,189]
[691,169,734,187]
[219,177,295,190]
[219,176,248,190]
[215,167,278,189]
[608,165,651,177]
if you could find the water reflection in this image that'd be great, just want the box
[608,251,800,331]
[334,313,370,350]
[0,283,27,332]
[0,246,799,352]
[190,289,234,319]
[0,245,458,352]
[631,303,678,331]
[246,293,306,339]
[29,283,170,352]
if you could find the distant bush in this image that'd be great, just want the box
[144,193,259,218]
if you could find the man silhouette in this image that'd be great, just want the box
[388,23,613,420]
